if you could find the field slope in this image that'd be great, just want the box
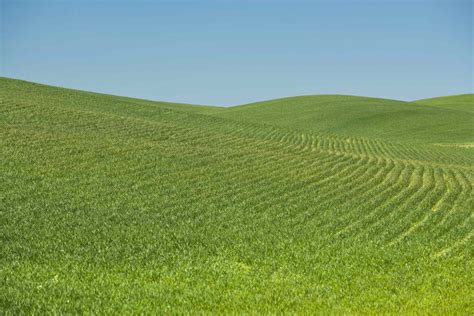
[415,94,474,113]
[1,77,473,313]
[213,95,473,144]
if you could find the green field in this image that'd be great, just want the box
[1,77,473,313]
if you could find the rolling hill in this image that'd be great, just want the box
[213,95,474,144]
[0,77,473,313]
[415,94,474,113]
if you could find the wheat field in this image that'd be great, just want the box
[0,77,472,313]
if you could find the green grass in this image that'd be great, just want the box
[213,94,474,144]
[1,77,473,313]
[415,94,474,113]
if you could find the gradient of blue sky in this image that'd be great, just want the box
[1,0,472,105]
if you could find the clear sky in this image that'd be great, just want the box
[1,0,472,106]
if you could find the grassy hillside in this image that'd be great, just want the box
[1,77,473,313]
[213,95,473,144]
[415,94,474,113]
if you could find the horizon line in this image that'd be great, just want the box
[1,75,472,108]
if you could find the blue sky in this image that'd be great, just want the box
[1,0,472,105]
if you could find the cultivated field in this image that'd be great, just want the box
[0,77,473,313]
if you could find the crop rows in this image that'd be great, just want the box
[1,90,471,258]
[0,78,472,313]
